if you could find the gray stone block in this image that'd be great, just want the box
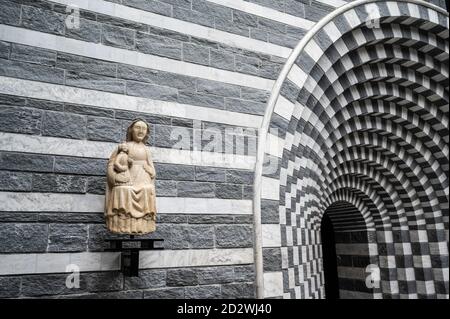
[159,0,191,9]
[240,87,269,103]
[87,116,123,142]
[286,25,307,39]
[84,272,123,292]
[158,214,188,223]
[226,169,253,184]
[185,285,221,299]
[177,181,215,198]
[224,97,265,115]
[173,6,214,28]
[136,32,182,60]
[268,32,298,48]
[54,157,107,176]
[118,64,195,91]
[39,213,103,224]
[87,224,129,251]
[126,81,178,101]
[235,54,260,76]
[182,42,210,66]
[304,1,333,22]
[32,173,87,193]
[178,91,225,109]
[210,48,235,71]
[143,287,185,299]
[263,247,282,271]
[242,185,253,199]
[215,16,250,37]
[285,0,305,18]
[0,152,54,173]
[155,163,195,181]
[197,79,241,98]
[221,282,255,298]
[247,0,284,11]
[155,180,177,197]
[0,93,25,106]
[27,99,64,112]
[66,71,125,94]
[150,26,190,42]
[102,24,135,49]
[172,118,194,128]
[0,223,48,253]
[65,103,114,118]
[195,167,226,182]
[259,60,283,80]
[261,199,279,224]
[48,224,87,252]
[188,215,235,224]
[257,17,286,34]
[66,18,102,43]
[152,124,191,149]
[124,269,166,290]
[0,171,32,192]
[250,28,268,41]
[0,59,65,84]
[96,12,148,32]
[0,0,21,26]
[11,44,56,66]
[215,225,253,248]
[233,11,258,27]
[197,266,235,284]
[21,6,65,35]
[233,265,255,281]
[193,0,232,19]
[122,0,172,16]
[21,274,85,296]
[215,183,243,199]
[0,212,38,223]
[42,111,86,139]
[171,225,214,249]
[234,215,253,224]
[57,53,117,77]
[0,277,21,298]
[87,290,144,299]
[166,268,198,286]
[0,105,42,135]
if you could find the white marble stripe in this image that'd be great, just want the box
[316,0,348,7]
[0,77,262,129]
[261,176,280,200]
[261,224,281,247]
[0,248,254,275]
[263,271,284,298]
[205,0,315,30]
[0,192,253,214]
[48,0,292,58]
[0,25,274,91]
[0,133,256,170]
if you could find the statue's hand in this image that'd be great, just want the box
[144,164,155,178]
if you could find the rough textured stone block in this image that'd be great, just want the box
[215,183,243,199]
[0,41,10,59]
[84,272,123,292]
[0,223,48,253]
[233,265,255,282]
[261,199,279,224]
[0,0,21,26]
[57,53,117,77]
[87,117,123,142]
[263,247,282,271]
[233,11,258,27]
[210,49,235,71]
[136,32,182,60]
[240,87,270,103]
[32,174,87,193]
[197,79,241,98]
[11,44,56,66]
[122,0,172,16]
[155,163,195,181]
[124,269,166,290]
[54,157,107,176]
[182,42,210,66]
[48,224,88,252]
[235,54,260,76]
[0,105,42,135]
[42,111,86,139]
[226,169,253,184]
[126,81,178,101]
[0,59,65,85]
[195,167,226,182]
[102,24,136,49]
[143,287,185,299]
[188,215,235,224]
[0,277,21,298]
[21,274,83,296]
[171,225,215,249]
[0,152,54,173]
[21,6,65,35]
[166,268,198,286]
[178,91,225,109]
[155,180,177,197]
[66,71,125,94]
[177,181,215,198]
[173,6,214,28]
[185,285,221,299]
[197,266,235,284]
[221,282,255,298]
[215,225,253,248]
[66,18,102,43]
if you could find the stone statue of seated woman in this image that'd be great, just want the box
[104,119,157,234]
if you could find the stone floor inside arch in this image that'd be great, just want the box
[0,0,448,300]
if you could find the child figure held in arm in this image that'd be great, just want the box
[114,143,132,185]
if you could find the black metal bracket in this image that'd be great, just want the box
[104,237,164,277]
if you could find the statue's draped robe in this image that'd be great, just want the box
[105,142,156,234]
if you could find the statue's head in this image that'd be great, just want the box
[126,119,150,144]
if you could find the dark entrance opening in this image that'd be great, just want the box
[321,213,339,299]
